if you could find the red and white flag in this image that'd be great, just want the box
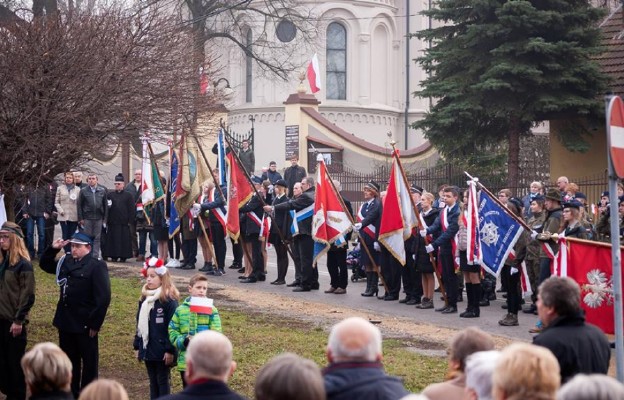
[189,297,213,315]
[466,180,482,265]
[378,150,418,265]
[307,53,321,94]
[556,237,623,334]
[226,152,253,243]
[312,156,352,263]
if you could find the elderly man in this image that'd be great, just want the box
[323,317,408,400]
[464,351,501,400]
[40,232,111,398]
[159,331,245,400]
[533,276,611,383]
[556,176,569,195]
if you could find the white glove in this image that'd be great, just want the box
[425,244,434,253]
[193,202,201,209]
[191,203,201,218]
[419,229,427,238]
[530,230,539,240]
[102,222,107,229]
[412,254,416,260]
[373,242,380,252]
[353,223,362,232]
[510,267,519,275]
[107,199,112,207]
[455,257,460,266]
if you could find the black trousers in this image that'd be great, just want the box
[327,247,348,289]
[380,247,402,297]
[273,241,289,281]
[439,248,457,307]
[402,249,422,299]
[293,234,317,288]
[246,234,264,280]
[0,319,26,400]
[168,233,181,259]
[539,257,552,285]
[59,330,99,398]
[145,360,171,399]
[182,238,198,266]
[230,237,243,266]
[507,268,522,314]
[210,223,226,270]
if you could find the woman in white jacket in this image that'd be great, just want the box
[55,172,81,253]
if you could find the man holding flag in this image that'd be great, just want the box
[353,181,383,297]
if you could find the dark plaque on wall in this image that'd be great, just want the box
[285,125,299,160]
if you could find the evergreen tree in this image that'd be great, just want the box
[414,0,609,187]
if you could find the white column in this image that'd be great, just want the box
[358,33,371,104]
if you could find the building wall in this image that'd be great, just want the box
[549,120,608,180]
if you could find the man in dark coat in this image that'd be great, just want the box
[324,317,409,400]
[533,276,611,383]
[22,183,53,259]
[125,169,143,259]
[283,154,307,198]
[103,174,134,262]
[199,168,228,276]
[239,177,266,283]
[268,179,289,284]
[159,331,246,400]
[40,232,111,398]
[267,176,317,291]
[354,181,382,297]
[325,180,352,295]
[260,161,283,184]
[77,174,108,259]
[238,139,255,174]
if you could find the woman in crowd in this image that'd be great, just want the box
[560,200,588,239]
[55,172,81,254]
[415,192,438,309]
[255,353,325,400]
[21,342,73,400]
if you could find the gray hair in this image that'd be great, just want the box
[302,176,315,187]
[557,374,624,400]
[465,350,501,400]
[327,317,382,362]
[255,353,325,400]
[186,331,233,380]
[538,276,582,317]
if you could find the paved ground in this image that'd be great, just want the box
[148,241,540,342]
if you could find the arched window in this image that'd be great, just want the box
[245,29,253,103]
[326,22,346,100]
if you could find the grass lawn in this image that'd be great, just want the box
[27,265,447,399]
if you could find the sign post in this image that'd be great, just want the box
[606,94,624,382]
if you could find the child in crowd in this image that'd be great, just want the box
[169,273,222,387]
[134,257,180,399]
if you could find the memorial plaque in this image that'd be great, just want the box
[285,125,299,160]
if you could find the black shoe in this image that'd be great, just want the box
[488,293,497,301]
[228,263,240,269]
[213,269,223,277]
[257,274,266,282]
[523,304,537,314]
[238,276,248,280]
[399,297,410,304]
[237,267,245,273]
[199,263,213,272]
[441,306,458,314]
[286,280,301,287]
[271,280,286,285]
[434,287,441,292]
[180,264,195,270]
[479,299,490,307]
[311,282,320,290]
[293,286,311,292]
[384,295,399,301]
[502,293,508,299]
[496,288,506,293]
[457,294,463,302]
[435,305,450,312]
[406,298,419,305]
[501,304,508,309]
[119,258,126,262]
[460,310,479,318]
[219,268,226,275]
[240,278,257,283]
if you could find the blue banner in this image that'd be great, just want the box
[217,129,226,185]
[478,191,523,276]
[169,150,180,238]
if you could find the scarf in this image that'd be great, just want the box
[137,286,161,349]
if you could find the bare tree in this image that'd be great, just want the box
[0,4,219,217]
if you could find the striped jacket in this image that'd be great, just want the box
[168,297,222,371]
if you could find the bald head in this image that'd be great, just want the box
[186,331,236,382]
[327,317,382,363]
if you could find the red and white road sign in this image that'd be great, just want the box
[609,96,624,179]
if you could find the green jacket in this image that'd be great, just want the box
[0,253,35,324]
[168,297,222,371]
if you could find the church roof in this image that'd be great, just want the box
[597,5,624,96]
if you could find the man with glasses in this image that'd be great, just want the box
[556,176,569,196]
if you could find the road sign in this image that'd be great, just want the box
[608,96,624,179]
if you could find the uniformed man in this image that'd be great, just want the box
[39,232,111,398]
[353,181,382,298]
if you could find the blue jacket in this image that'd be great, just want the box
[427,202,459,250]
[323,362,409,400]
[133,297,178,362]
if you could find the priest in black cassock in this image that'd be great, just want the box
[102,173,135,262]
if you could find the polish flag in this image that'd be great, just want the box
[189,297,213,315]
[307,53,321,94]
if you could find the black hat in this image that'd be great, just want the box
[114,173,125,183]
[532,194,545,203]
[410,184,424,194]
[69,232,94,246]
[274,179,287,188]
[545,189,562,202]
[619,196,624,205]
[574,192,587,200]
[562,200,582,210]
[251,176,263,185]
[364,180,380,193]
[601,191,610,198]
[509,197,523,211]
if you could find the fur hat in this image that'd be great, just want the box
[544,189,562,202]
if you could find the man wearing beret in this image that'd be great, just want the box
[40,232,111,398]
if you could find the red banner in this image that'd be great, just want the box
[557,238,623,334]
[225,152,253,242]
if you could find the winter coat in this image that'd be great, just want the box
[239,195,264,236]
[77,185,108,221]
[539,207,562,258]
[133,297,178,362]
[22,185,53,217]
[526,210,546,261]
[533,313,611,383]
[39,247,111,333]
[168,297,222,371]
[283,165,307,196]
[273,187,315,236]
[55,184,81,222]
[323,362,409,400]
[428,202,460,251]
[238,148,255,174]
[158,380,246,400]
[0,253,35,324]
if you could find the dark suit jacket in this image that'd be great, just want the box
[360,197,382,240]
[274,187,315,236]
[159,380,247,400]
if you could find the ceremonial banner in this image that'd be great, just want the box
[556,238,623,334]
[312,158,352,263]
[217,129,227,185]
[141,141,165,224]
[0,193,6,227]
[168,148,181,238]
[174,133,209,217]
[307,53,321,93]
[466,180,482,265]
[225,152,253,242]
[378,151,417,265]
[478,191,523,276]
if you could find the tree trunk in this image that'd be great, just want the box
[507,120,521,192]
